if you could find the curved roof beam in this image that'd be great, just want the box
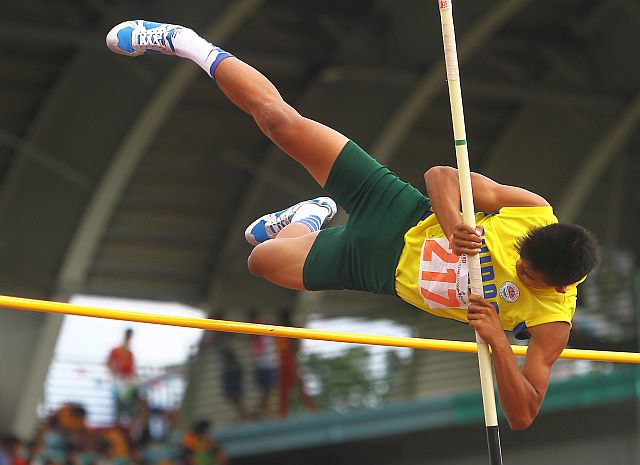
[557,90,640,222]
[55,0,263,297]
[0,125,92,191]
[371,0,530,164]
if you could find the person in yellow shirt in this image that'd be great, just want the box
[182,420,226,465]
[107,20,599,430]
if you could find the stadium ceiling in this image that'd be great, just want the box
[1,0,639,313]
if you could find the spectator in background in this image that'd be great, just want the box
[128,396,152,449]
[98,426,129,465]
[24,439,40,465]
[106,328,137,424]
[94,434,116,465]
[53,403,87,450]
[200,312,248,422]
[0,434,26,465]
[63,444,81,465]
[276,308,316,417]
[30,414,64,464]
[248,309,279,419]
[182,420,225,465]
[0,438,9,465]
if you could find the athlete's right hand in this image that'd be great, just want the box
[450,223,483,256]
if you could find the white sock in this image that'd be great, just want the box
[172,28,231,78]
[291,204,331,232]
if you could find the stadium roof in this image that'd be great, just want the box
[1,0,638,312]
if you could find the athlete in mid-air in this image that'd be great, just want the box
[106,20,599,430]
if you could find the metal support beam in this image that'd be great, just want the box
[557,90,640,222]
[0,20,105,49]
[463,80,621,110]
[11,314,64,440]
[55,0,263,297]
[0,126,92,191]
[219,150,308,198]
[371,0,531,164]
[571,3,616,35]
[617,0,640,25]
[538,47,592,88]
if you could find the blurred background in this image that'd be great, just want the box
[1,0,639,464]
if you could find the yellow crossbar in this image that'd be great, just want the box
[1,294,638,363]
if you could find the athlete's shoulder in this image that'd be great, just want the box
[494,205,556,218]
[487,205,557,232]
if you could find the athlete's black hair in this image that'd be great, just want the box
[516,223,599,287]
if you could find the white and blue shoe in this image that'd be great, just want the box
[106,20,182,56]
[245,197,337,246]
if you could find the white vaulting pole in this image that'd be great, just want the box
[437,1,503,464]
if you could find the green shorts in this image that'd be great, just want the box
[303,140,431,295]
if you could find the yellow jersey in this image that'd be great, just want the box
[394,206,578,339]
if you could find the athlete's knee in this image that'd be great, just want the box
[424,165,455,184]
[253,100,301,140]
[247,244,272,277]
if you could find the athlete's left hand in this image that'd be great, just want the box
[467,294,504,345]
[450,223,483,256]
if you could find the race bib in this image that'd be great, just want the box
[419,238,469,309]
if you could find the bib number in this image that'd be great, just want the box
[419,238,469,309]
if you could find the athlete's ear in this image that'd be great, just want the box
[555,286,567,294]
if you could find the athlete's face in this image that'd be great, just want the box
[515,259,567,294]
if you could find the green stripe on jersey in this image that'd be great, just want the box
[455,139,467,146]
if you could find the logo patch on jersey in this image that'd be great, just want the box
[499,281,520,303]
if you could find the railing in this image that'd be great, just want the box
[181,315,629,429]
[41,358,187,426]
[41,264,639,430]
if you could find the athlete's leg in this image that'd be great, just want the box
[106,21,347,186]
[247,228,320,290]
[245,198,338,287]
[213,58,348,186]
[107,21,345,289]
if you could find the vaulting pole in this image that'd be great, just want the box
[437,1,503,463]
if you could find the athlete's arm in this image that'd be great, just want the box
[467,294,569,430]
[424,166,549,254]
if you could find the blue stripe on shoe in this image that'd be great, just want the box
[116,27,135,53]
[166,28,176,52]
[249,220,271,243]
[143,21,162,29]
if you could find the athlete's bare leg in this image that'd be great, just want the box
[247,227,319,290]
[106,22,343,288]
[214,57,348,187]
[212,58,346,287]
[215,57,347,290]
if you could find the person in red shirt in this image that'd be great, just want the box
[107,328,135,378]
[106,328,137,424]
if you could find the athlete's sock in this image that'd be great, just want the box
[172,28,233,79]
[291,203,331,232]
